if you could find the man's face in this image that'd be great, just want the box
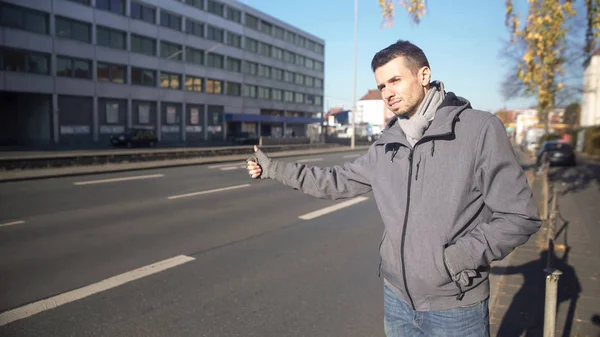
[375,56,430,118]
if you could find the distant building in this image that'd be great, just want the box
[355,89,392,135]
[582,50,600,127]
[0,0,325,148]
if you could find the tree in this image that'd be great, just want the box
[563,102,581,125]
[378,0,600,131]
[495,109,515,127]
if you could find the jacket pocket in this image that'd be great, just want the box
[443,244,465,301]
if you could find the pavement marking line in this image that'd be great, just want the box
[208,162,245,169]
[73,174,164,185]
[299,196,369,220]
[0,220,25,228]
[219,167,239,171]
[297,158,324,163]
[168,184,251,200]
[0,255,195,327]
[343,154,360,158]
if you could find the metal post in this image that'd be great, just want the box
[543,268,562,337]
[350,0,358,149]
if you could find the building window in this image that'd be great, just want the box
[96,0,125,15]
[186,19,204,38]
[243,85,257,98]
[133,101,154,124]
[258,64,270,78]
[160,41,182,61]
[105,101,120,124]
[160,11,181,31]
[0,3,49,34]
[226,7,241,23]
[207,25,224,43]
[259,42,271,57]
[284,71,294,83]
[207,53,224,69]
[315,96,322,106]
[56,56,91,79]
[226,32,242,48]
[245,14,259,30]
[296,35,306,48]
[130,2,155,24]
[283,51,295,64]
[165,105,179,124]
[55,16,91,43]
[185,76,202,92]
[181,0,203,10]
[131,34,156,56]
[243,61,257,75]
[260,20,272,35]
[226,82,241,96]
[131,67,156,86]
[186,47,204,65]
[272,89,282,101]
[97,62,126,83]
[285,31,296,44]
[305,94,315,105]
[258,87,270,100]
[306,40,316,52]
[295,74,304,85]
[226,57,241,73]
[295,55,305,67]
[315,78,323,88]
[316,44,324,54]
[295,93,304,104]
[1,48,49,75]
[160,72,181,89]
[245,38,258,53]
[206,79,223,94]
[305,58,314,69]
[273,26,284,40]
[271,47,283,60]
[189,106,202,125]
[314,61,324,71]
[284,91,294,102]
[207,0,224,16]
[271,68,283,81]
[305,76,314,87]
[96,26,126,50]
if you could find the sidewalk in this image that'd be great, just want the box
[489,155,600,336]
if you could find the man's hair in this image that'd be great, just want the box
[371,40,430,74]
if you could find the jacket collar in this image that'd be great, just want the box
[375,92,471,147]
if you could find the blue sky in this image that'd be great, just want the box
[242,0,544,113]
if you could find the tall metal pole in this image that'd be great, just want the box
[350,0,358,149]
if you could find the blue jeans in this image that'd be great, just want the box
[384,283,490,337]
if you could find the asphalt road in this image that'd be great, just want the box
[0,150,388,337]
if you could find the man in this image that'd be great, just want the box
[247,40,541,337]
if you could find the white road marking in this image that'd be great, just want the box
[297,158,323,163]
[343,154,361,158]
[219,167,239,171]
[0,220,25,228]
[299,197,369,220]
[0,255,195,327]
[168,184,251,200]
[74,174,164,185]
[208,162,245,169]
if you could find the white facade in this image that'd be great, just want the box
[582,54,600,127]
[356,99,385,127]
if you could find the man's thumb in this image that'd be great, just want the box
[253,145,258,152]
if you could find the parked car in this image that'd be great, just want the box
[536,141,576,167]
[110,129,158,148]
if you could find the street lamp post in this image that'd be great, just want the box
[350,0,358,149]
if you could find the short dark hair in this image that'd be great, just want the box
[371,40,430,74]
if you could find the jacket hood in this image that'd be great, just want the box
[376,92,471,146]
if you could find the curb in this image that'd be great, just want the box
[0,146,370,183]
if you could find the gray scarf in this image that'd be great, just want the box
[397,81,445,147]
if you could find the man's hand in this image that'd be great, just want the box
[247,146,263,178]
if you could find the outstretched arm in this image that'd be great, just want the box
[247,145,374,200]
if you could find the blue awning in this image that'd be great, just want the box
[225,114,322,124]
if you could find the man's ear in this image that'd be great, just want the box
[419,66,431,86]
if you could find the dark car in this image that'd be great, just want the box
[536,141,576,167]
[110,129,158,148]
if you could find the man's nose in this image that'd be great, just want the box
[381,88,393,100]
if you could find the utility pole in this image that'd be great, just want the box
[350,0,358,149]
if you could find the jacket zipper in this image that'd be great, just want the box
[401,149,416,310]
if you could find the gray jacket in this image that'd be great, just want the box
[267,93,541,311]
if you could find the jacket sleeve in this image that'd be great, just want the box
[444,116,542,281]
[270,144,375,200]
